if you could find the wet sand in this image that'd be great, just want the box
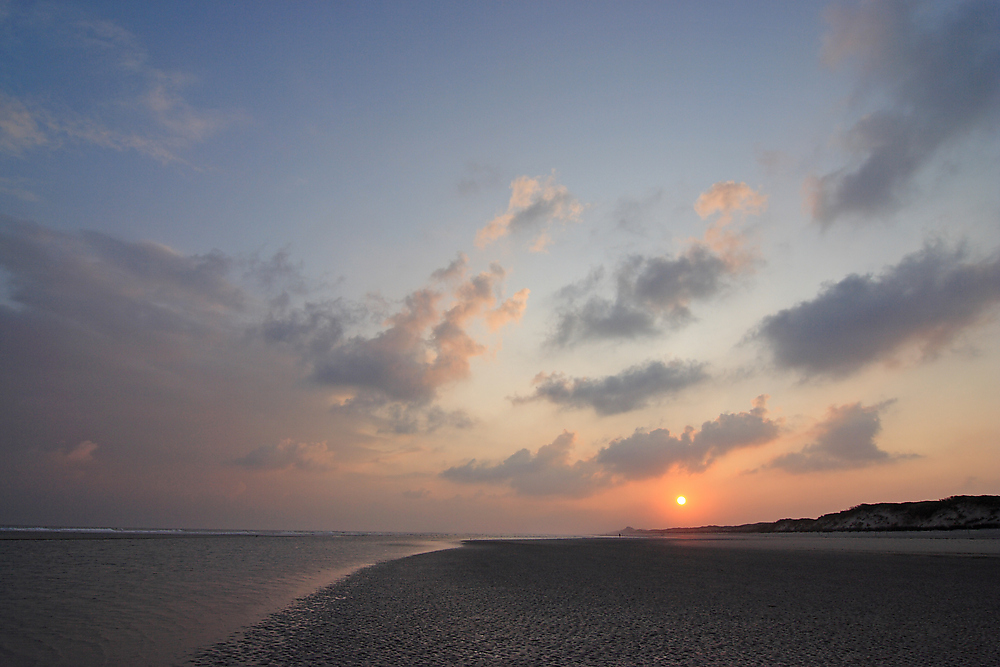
[189,538,1000,666]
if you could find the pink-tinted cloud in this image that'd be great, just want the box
[694,180,768,224]
[474,174,583,251]
[694,180,767,270]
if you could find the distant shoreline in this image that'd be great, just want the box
[621,494,1000,536]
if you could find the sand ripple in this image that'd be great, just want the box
[189,538,999,666]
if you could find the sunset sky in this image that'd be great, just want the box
[2,0,999,534]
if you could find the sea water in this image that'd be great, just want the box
[0,529,463,667]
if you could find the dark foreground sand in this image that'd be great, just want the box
[189,539,999,666]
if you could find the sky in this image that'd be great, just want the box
[1,0,999,534]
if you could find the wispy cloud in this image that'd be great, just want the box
[765,400,913,472]
[0,8,246,163]
[754,242,1000,377]
[512,359,707,415]
[808,0,1000,224]
[474,173,584,251]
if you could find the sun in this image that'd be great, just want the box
[676,495,686,505]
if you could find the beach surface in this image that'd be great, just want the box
[190,537,999,666]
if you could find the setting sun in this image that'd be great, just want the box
[676,496,687,506]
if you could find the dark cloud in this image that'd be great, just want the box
[810,0,1000,224]
[766,401,910,472]
[550,245,737,345]
[755,243,1000,377]
[549,181,765,346]
[441,431,604,497]
[443,397,781,496]
[595,396,780,478]
[512,359,708,415]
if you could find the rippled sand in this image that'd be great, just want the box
[190,538,1000,666]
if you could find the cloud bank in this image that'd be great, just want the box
[442,396,781,496]
[0,217,523,484]
[513,359,707,415]
[755,243,1000,377]
[809,0,1000,224]
[441,431,603,497]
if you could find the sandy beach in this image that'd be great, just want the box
[188,538,999,666]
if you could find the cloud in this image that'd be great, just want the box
[332,400,475,435]
[0,95,50,155]
[443,397,781,496]
[0,218,498,480]
[0,218,517,527]
[549,182,764,346]
[694,181,768,226]
[766,400,911,472]
[233,439,337,472]
[0,217,323,486]
[441,431,605,497]
[809,0,1000,224]
[595,395,781,478]
[0,176,40,202]
[474,173,584,251]
[275,260,528,406]
[550,247,734,345]
[754,242,1000,377]
[512,359,708,415]
[0,217,243,343]
[0,8,245,163]
[61,440,99,464]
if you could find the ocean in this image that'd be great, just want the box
[0,529,464,667]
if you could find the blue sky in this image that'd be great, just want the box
[2,0,999,533]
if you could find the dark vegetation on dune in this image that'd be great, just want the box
[623,495,1000,535]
